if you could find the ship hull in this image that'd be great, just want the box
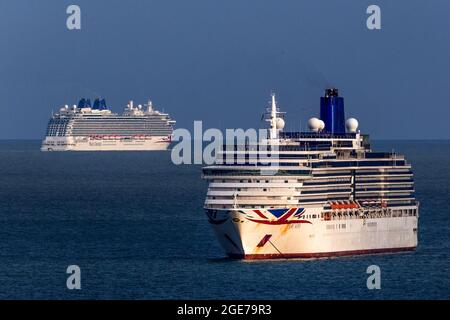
[206,207,418,259]
[41,136,170,151]
[228,247,416,260]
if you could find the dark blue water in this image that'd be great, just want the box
[0,140,448,299]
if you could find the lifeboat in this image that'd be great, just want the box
[330,200,359,210]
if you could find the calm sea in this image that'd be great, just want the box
[0,140,448,299]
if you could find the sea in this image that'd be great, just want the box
[0,140,448,299]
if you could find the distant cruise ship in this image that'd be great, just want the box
[41,98,175,151]
[202,89,419,259]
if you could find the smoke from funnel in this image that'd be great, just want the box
[299,61,333,90]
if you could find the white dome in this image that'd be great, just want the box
[308,117,321,132]
[318,120,325,131]
[276,118,285,130]
[346,118,359,133]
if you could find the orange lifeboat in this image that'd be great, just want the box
[330,200,360,210]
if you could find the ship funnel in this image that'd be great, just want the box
[93,98,100,109]
[77,98,86,108]
[320,88,346,133]
[99,99,107,110]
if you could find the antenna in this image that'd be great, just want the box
[147,99,153,112]
[265,92,278,140]
[265,92,285,140]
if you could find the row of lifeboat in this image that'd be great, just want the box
[329,200,360,210]
[329,200,387,210]
[324,200,388,220]
[88,135,153,140]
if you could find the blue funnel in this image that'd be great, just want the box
[93,98,100,109]
[77,98,86,108]
[99,99,107,110]
[320,88,345,133]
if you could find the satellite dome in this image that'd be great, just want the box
[346,118,359,133]
[276,118,285,130]
[308,117,321,132]
[318,120,325,131]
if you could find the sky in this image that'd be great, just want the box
[0,0,448,139]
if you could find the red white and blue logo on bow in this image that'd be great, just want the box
[246,208,312,225]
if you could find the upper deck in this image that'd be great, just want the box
[45,98,175,137]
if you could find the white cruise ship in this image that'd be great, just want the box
[202,89,419,259]
[41,98,175,151]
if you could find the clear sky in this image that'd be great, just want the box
[0,0,448,139]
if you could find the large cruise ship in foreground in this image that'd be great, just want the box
[41,98,175,151]
[202,89,419,259]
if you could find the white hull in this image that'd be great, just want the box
[41,136,170,151]
[207,206,418,259]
